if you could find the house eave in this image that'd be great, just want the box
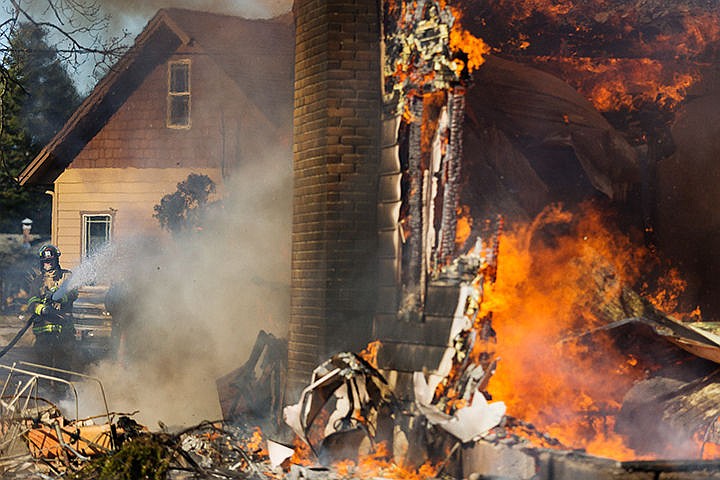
[18,10,188,186]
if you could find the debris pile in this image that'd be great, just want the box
[72,422,279,480]
[384,0,489,105]
[278,228,509,477]
[0,362,134,477]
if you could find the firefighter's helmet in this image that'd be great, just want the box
[38,244,61,260]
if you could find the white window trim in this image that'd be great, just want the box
[167,59,191,129]
[81,212,113,259]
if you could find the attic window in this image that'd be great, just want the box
[167,60,191,128]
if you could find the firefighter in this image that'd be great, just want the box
[26,245,78,370]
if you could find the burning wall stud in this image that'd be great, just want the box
[387,0,484,318]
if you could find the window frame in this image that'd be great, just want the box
[81,212,114,259]
[166,59,191,129]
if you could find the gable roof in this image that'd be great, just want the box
[163,9,294,125]
[19,8,294,185]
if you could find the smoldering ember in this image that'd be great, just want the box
[4,0,720,478]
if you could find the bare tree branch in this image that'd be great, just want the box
[0,0,129,86]
[0,0,130,187]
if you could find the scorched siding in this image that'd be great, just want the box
[54,167,221,269]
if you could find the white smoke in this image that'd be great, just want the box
[101,0,291,23]
[68,154,291,428]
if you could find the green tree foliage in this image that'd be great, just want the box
[153,173,217,236]
[71,434,173,480]
[11,23,82,146]
[0,23,81,234]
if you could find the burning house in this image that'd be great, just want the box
[6,0,720,477]
[285,0,720,477]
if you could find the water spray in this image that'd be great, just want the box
[51,242,126,301]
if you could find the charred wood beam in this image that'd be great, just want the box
[621,459,720,473]
[437,88,465,264]
[421,167,432,297]
[403,95,426,313]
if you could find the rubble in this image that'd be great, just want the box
[415,380,505,444]
[384,0,461,104]
[280,232,511,473]
[2,312,719,480]
[69,421,289,480]
[0,362,133,477]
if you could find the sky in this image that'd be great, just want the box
[4,0,293,93]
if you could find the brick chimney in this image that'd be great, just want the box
[287,0,383,395]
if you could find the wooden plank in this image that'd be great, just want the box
[59,181,185,194]
[375,287,398,314]
[425,283,461,316]
[56,224,81,235]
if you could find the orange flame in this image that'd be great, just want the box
[531,57,698,112]
[465,0,719,113]
[387,0,490,96]
[289,437,313,466]
[502,0,574,21]
[243,427,269,457]
[644,267,689,316]
[483,204,675,460]
[359,340,382,369]
[701,440,720,460]
[448,6,491,74]
[454,204,473,250]
[278,432,444,477]
[490,0,720,59]
[330,442,438,479]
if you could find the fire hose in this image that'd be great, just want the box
[0,314,36,359]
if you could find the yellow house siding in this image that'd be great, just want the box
[54,167,221,269]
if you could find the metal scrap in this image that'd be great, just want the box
[0,361,138,477]
[283,352,398,462]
